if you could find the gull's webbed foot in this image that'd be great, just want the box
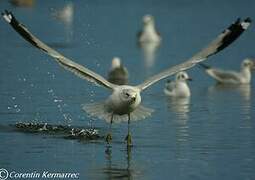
[125,133,132,146]
[105,133,112,144]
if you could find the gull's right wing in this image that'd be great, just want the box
[136,17,251,91]
[2,10,117,90]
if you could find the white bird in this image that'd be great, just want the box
[107,57,129,85]
[138,15,161,44]
[2,10,251,146]
[164,71,192,97]
[52,2,74,25]
[199,58,254,84]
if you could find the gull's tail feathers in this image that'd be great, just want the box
[130,105,154,121]
[82,102,112,123]
[82,102,154,123]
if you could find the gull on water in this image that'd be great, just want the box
[52,2,74,25]
[138,15,161,68]
[2,10,251,146]
[107,57,129,85]
[199,58,254,84]
[138,15,161,44]
[164,71,192,98]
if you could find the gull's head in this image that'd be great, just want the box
[143,14,154,25]
[241,58,254,70]
[111,57,121,69]
[120,88,140,104]
[176,71,192,82]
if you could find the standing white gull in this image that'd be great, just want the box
[199,58,254,84]
[2,11,251,146]
[52,2,74,26]
[138,15,161,44]
[138,15,161,68]
[107,57,129,85]
[164,71,192,98]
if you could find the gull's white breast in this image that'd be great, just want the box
[107,86,141,115]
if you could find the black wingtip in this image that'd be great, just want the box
[244,17,252,23]
[4,9,10,15]
[217,18,251,52]
[235,17,241,23]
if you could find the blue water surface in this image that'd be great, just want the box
[0,0,255,179]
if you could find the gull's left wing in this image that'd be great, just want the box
[2,10,117,90]
[136,18,251,91]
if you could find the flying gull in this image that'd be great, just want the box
[2,10,251,146]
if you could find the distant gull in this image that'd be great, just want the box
[2,10,251,146]
[164,71,192,97]
[52,2,74,26]
[138,15,161,44]
[199,58,254,84]
[107,57,129,85]
[9,0,35,8]
[138,15,161,68]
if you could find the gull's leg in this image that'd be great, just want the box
[106,114,113,144]
[125,114,132,146]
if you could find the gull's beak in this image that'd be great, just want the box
[187,78,192,81]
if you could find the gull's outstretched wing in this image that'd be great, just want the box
[137,18,251,91]
[2,10,116,90]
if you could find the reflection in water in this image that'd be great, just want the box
[140,41,160,68]
[208,83,251,100]
[208,83,251,120]
[103,147,134,180]
[167,97,190,121]
[166,97,191,162]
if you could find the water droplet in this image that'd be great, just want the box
[54,99,63,103]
